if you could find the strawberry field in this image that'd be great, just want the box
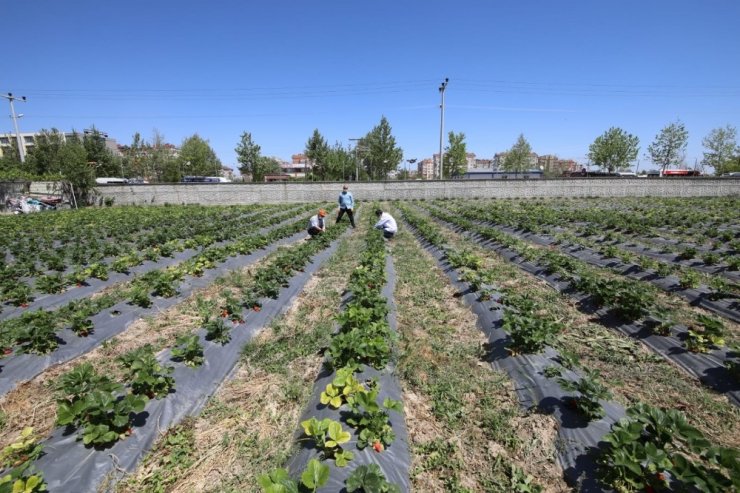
[1,197,738,493]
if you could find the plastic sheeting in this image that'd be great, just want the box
[31,230,347,493]
[0,206,307,323]
[475,221,740,324]
[431,216,740,408]
[0,229,307,397]
[405,224,625,491]
[286,254,411,492]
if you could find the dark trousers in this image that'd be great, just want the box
[336,208,355,228]
[307,227,323,237]
[383,230,395,239]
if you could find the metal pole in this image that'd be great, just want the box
[2,93,27,163]
[438,78,448,179]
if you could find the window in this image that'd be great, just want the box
[24,135,35,143]
[0,137,9,145]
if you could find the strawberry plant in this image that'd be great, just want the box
[241,291,262,312]
[15,310,57,354]
[558,369,612,421]
[118,346,175,399]
[128,284,152,308]
[320,366,367,409]
[503,312,562,355]
[678,246,697,260]
[68,312,94,337]
[1,427,43,471]
[171,334,204,367]
[678,269,700,289]
[220,290,244,323]
[55,362,148,446]
[345,464,401,493]
[34,274,66,294]
[686,314,725,353]
[346,388,402,451]
[702,252,720,266]
[300,417,354,467]
[203,315,231,345]
[599,403,738,492]
[86,262,109,281]
[258,459,329,493]
[5,283,32,307]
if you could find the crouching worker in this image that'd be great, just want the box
[374,209,397,239]
[308,209,328,237]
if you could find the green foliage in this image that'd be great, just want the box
[346,387,401,451]
[300,418,354,466]
[346,464,401,493]
[258,459,329,493]
[444,131,468,178]
[117,346,175,398]
[203,315,231,345]
[177,134,222,179]
[15,311,57,355]
[599,403,738,492]
[304,129,330,180]
[702,125,738,175]
[588,127,640,172]
[501,134,533,174]
[503,311,562,355]
[320,366,366,409]
[0,428,46,492]
[558,369,612,421]
[55,363,148,446]
[647,120,689,173]
[686,314,725,352]
[171,334,204,367]
[359,116,403,180]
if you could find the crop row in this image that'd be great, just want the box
[423,201,740,362]
[1,214,350,493]
[0,205,326,398]
[261,210,405,492]
[0,204,312,307]
[398,203,739,492]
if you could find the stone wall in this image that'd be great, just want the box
[95,178,739,206]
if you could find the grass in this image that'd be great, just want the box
[116,218,364,492]
[388,219,566,492]
[404,202,740,450]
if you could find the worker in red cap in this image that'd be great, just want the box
[307,209,327,237]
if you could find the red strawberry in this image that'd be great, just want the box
[372,440,384,453]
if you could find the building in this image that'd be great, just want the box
[417,158,434,180]
[0,130,121,159]
[460,169,543,180]
[537,155,578,175]
[493,151,539,170]
[279,154,311,179]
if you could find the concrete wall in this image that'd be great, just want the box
[95,178,740,206]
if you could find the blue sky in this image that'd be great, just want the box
[3,0,739,172]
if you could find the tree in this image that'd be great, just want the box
[360,116,403,180]
[444,131,467,178]
[324,142,355,181]
[647,120,688,173]
[25,128,66,175]
[502,134,533,175]
[178,134,221,180]
[0,136,22,174]
[304,129,329,180]
[58,132,96,204]
[83,127,117,177]
[588,127,639,173]
[701,125,738,175]
[235,132,263,181]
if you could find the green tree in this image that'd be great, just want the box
[235,131,263,181]
[324,142,355,181]
[444,131,468,178]
[83,127,117,177]
[701,125,738,175]
[256,156,281,179]
[147,129,175,182]
[305,129,329,180]
[0,136,22,174]
[25,128,66,175]
[647,120,689,173]
[59,133,96,204]
[360,116,403,180]
[502,134,533,175]
[178,134,221,180]
[588,127,640,173]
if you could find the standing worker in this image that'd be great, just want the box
[374,209,397,240]
[307,209,327,237]
[336,184,356,228]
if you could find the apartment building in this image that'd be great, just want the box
[0,131,121,159]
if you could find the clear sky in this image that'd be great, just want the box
[3,0,739,172]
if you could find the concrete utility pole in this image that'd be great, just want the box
[349,138,362,181]
[438,78,448,179]
[2,92,28,163]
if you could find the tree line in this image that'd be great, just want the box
[498,123,740,175]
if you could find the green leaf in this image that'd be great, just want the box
[301,459,330,489]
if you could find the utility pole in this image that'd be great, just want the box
[2,92,28,163]
[438,78,448,179]
[349,138,362,181]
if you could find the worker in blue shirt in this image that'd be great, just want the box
[336,184,356,228]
